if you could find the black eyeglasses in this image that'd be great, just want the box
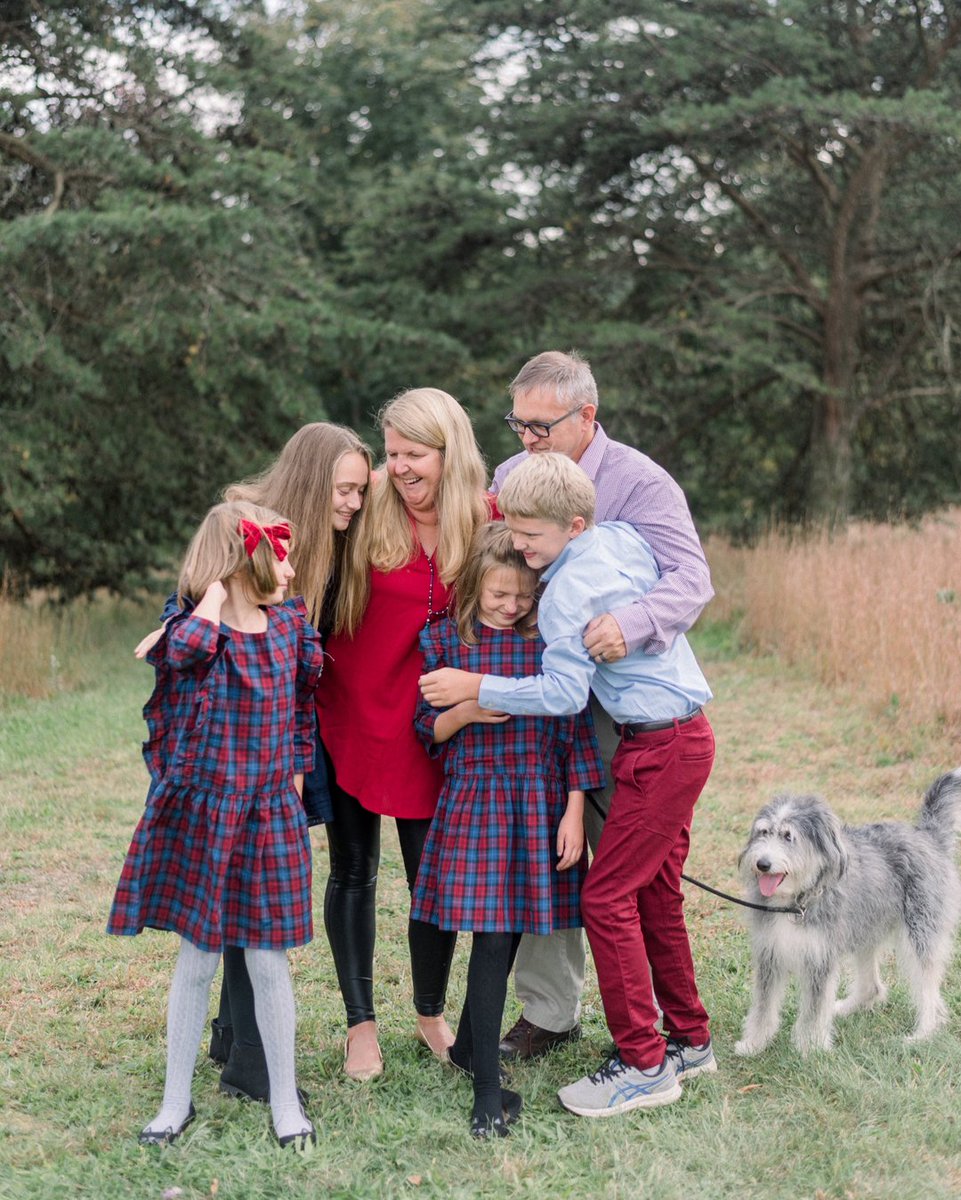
[504,406,584,439]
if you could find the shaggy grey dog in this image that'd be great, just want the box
[735,770,961,1056]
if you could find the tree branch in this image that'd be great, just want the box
[857,242,961,289]
[0,130,69,214]
[779,131,842,209]
[916,16,961,88]
[692,156,824,313]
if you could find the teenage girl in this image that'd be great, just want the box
[134,423,372,1104]
[410,523,604,1137]
[109,500,323,1148]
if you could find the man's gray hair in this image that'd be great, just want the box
[509,350,599,410]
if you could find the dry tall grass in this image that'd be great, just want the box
[0,591,92,700]
[0,590,159,703]
[705,508,961,728]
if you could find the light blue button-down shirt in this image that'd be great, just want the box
[478,522,712,723]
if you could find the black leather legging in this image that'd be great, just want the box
[323,751,456,1027]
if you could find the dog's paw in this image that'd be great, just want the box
[904,1029,933,1044]
[905,1014,946,1043]
[906,998,948,1042]
[734,1038,762,1057]
[791,1029,834,1056]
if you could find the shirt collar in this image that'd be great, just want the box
[575,422,608,482]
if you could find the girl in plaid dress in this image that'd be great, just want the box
[135,423,372,1105]
[411,523,604,1137]
[109,500,323,1149]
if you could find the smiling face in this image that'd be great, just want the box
[477,565,536,629]
[384,427,444,515]
[504,514,585,571]
[331,450,369,531]
[510,385,596,461]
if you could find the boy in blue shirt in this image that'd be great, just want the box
[420,452,716,1117]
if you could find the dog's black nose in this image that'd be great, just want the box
[756,857,771,872]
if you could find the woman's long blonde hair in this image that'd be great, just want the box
[454,522,539,645]
[225,422,373,635]
[363,388,488,585]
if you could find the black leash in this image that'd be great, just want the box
[585,791,804,918]
[680,872,805,918]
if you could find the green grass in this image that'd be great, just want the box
[2,613,960,1199]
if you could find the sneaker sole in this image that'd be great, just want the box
[557,1080,682,1118]
[673,1059,718,1081]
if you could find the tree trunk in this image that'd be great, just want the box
[807,387,854,527]
[807,247,864,524]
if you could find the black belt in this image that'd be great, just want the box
[614,708,703,738]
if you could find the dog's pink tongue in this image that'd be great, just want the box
[759,873,785,897]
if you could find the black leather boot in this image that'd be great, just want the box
[208,1017,233,1065]
[219,1041,270,1102]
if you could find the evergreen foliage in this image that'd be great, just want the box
[3,1,961,594]
[448,0,961,527]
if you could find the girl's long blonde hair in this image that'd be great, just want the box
[178,500,291,607]
[363,388,488,585]
[454,522,539,644]
[225,422,373,635]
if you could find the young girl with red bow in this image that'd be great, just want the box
[108,500,323,1149]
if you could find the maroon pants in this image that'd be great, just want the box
[581,713,715,1070]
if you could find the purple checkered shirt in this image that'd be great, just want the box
[490,422,713,655]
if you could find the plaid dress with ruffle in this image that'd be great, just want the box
[107,601,323,952]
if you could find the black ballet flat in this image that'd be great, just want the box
[470,1113,511,1139]
[138,1103,196,1146]
[277,1113,317,1151]
[469,1088,522,1139]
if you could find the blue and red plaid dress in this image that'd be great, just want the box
[107,600,324,952]
[410,619,604,934]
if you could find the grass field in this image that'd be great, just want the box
[2,594,960,1200]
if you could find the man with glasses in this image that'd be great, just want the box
[491,349,714,1062]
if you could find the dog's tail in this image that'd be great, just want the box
[917,769,961,839]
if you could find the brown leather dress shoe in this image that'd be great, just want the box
[498,1015,581,1061]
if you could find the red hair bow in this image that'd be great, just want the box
[239,519,291,561]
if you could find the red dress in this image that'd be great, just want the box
[317,547,450,819]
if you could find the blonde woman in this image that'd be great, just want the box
[316,388,489,1080]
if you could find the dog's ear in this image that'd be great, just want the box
[817,801,848,882]
[737,806,768,872]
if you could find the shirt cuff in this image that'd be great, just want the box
[608,603,659,657]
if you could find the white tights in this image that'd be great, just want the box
[142,939,310,1142]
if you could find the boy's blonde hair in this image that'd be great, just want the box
[178,500,292,607]
[226,422,372,635]
[496,452,596,528]
[454,522,539,645]
[363,387,489,585]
